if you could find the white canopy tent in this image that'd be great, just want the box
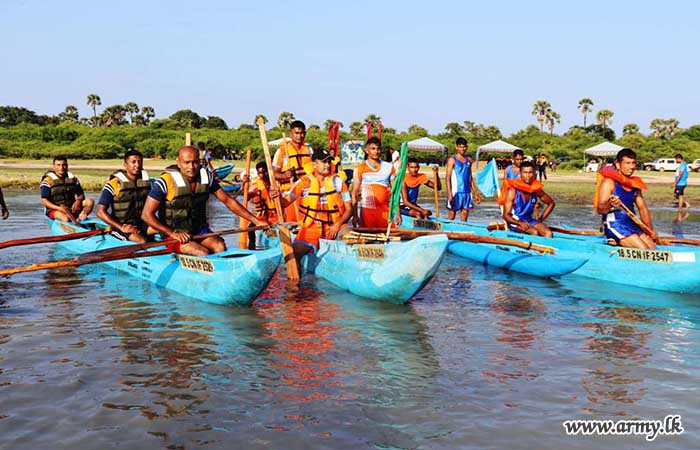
[406,137,447,164]
[583,141,623,158]
[475,140,522,168]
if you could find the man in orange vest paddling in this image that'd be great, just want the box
[502,161,555,237]
[595,148,657,249]
[401,158,441,218]
[281,148,353,266]
[273,120,313,222]
[352,137,397,227]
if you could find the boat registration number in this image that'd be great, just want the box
[413,218,442,231]
[616,248,672,264]
[178,255,214,273]
[355,244,385,261]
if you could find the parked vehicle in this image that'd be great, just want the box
[585,159,599,173]
[643,158,679,172]
[689,159,700,172]
[556,156,571,164]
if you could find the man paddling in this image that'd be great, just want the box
[40,155,94,223]
[281,148,353,267]
[595,148,657,249]
[446,137,481,221]
[502,161,555,237]
[96,150,154,243]
[141,146,267,256]
[401,158,440,219]
[352,137,397,227]
[272,120,313,222]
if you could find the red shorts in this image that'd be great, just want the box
[47,210,57,219]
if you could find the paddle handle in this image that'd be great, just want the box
[433,167,440,218]
[614,198,658,242]
[256,118,300,280]
[239,148,253,249]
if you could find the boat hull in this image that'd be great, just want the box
[302,234,449,304]
[407,216,700,293]
[50,219,281,305]
[402,216,588,278]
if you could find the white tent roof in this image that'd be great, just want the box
[475,140,522,167]
[584,141,623,157]
[268,137,291,147]
[477,140,521,154]
[406,137,447,152]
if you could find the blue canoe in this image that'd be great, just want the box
[49,219,281,305]
[402,216,588,278]
[409,216,700,294]
[260,231,449,304]
[214,163,235,179]
[303,234,449,304]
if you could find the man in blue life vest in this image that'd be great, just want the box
[595,148,657,249]
[401,158,441,218]
[673,153,690,219]
[445,137,481,221]
[141,146,268,256]
[96,150,154,243]
[502,161,555,237]
[40,155,94,223]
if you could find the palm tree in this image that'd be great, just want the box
[623,123,640,135]
[596,109,614,128]
[364,114,382,128]
[58,105,79,123]
[407,124,429,137]
[101,104,125,127]
[124,102,139,124]
[577,98,594,127]
[86,94,101,126]
[255,114,268,126]
[445,122,464,135]
[665,118,680,139]
[349,121,363,137]
[463,120,476,133]
[649,118,665,138]
[544,109,561,135]
[531,100,551,131]
[277,111,295,130]
[324,119,344,130]
[141,106,155,125]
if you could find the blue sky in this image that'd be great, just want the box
[1,0,698,135]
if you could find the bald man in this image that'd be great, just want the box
[141,146,268,256]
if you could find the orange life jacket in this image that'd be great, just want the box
[297,175,346,228]
[498,178,544,205]
[592,166,648,208]
[252,179,278,223]
[280,142,313,182]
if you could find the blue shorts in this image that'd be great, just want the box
[447,192,474,211]
[603,217,643,242]
[674,185,686,196]
[508,216,540,232]
[400,206,412,216]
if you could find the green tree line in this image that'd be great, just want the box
[2,96,700,166]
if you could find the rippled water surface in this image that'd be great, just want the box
[1,190,700,449]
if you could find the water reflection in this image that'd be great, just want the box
[483,282,545,383]
[580,305,653,415]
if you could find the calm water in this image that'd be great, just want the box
[1,190,700,450]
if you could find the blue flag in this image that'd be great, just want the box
[475,158,500,198]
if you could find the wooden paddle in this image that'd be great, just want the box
[354,227,556,254]
[432,166,440,218]
[614,199,700,246]
[0,225,269,277]
[486,222,603,237]
[256,118,300,280]
[0,227,111,250]
[239,148,253,249]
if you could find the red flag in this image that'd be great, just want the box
[377,123,383,141]
[366,122,372,141]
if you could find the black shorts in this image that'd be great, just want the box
[110,225,148,242]
[674,186,686,196]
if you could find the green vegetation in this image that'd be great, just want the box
[2,96,700,167]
